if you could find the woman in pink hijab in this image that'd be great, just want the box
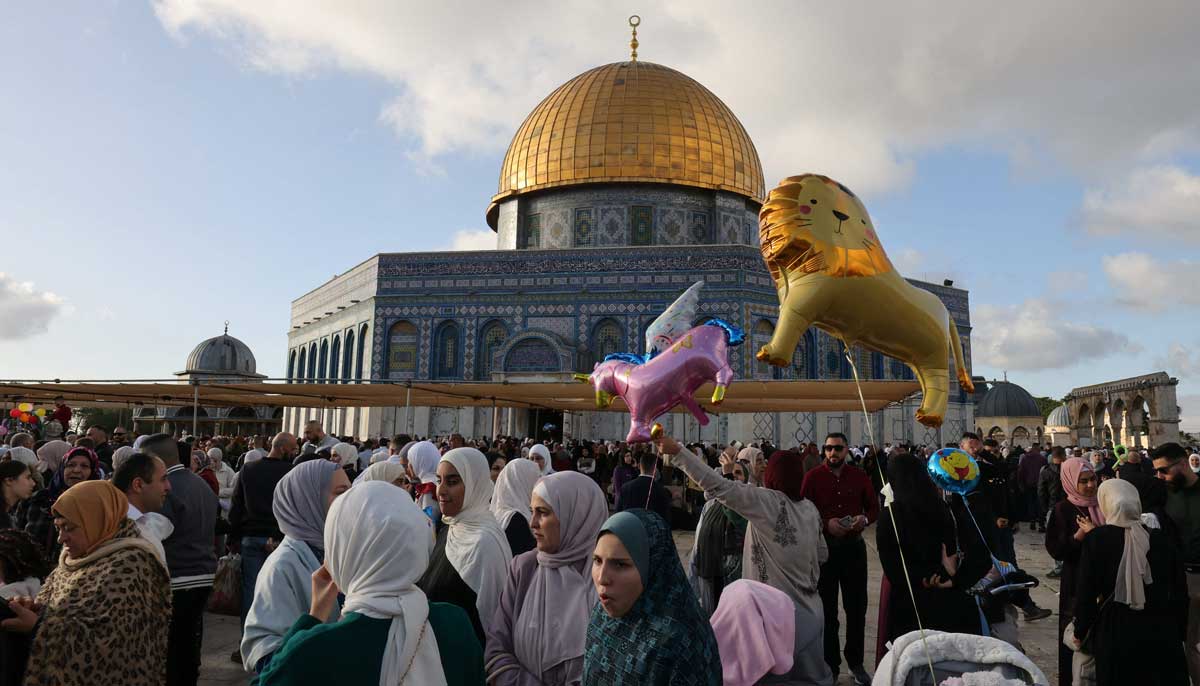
[709,579,831,686]
[1045,457,1103,686]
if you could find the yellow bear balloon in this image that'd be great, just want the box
[756,174,974,427]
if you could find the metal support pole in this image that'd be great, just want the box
[191,382,199,438]
[491,398,500,441]
[405,383,413,436]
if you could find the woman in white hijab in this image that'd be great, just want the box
[489,459,542,556]
[417,447,512,646]
[528,444,554,476]
[253,481,486,685]
[1071,478,1187,686]
[407,440,442,521]
[485,471,607,685]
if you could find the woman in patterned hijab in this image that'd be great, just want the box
[584,509,721,685]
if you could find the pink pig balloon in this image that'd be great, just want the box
[580,324,736,443]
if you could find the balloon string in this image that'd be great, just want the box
[844,343,937,684]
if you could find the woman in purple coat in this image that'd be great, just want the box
[485,472,608,685]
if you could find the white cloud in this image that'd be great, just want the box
[891,248,924,276]
[1102,252,1200,311]
[445,229,497,252]
[1160,342,1200,379]
[152,1,1200,195]
[1082,165,1200,241]
[972,298,1140,371]
[0,273,66,340]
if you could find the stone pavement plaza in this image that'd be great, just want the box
[199,527,1060,685]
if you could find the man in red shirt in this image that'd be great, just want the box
[800,432,879,686]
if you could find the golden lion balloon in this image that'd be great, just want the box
[756,173,974,427]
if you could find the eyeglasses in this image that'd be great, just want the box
[823,445,845,453]
[1155,460,1183,474]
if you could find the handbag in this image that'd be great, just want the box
[207,552,243,616]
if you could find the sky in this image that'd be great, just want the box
[1,1,1197,431]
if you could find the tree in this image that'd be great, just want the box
[1033,396,1063,422]
[71,407,133,433]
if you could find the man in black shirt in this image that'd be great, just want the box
[618,451,672,525]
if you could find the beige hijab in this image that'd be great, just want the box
[1097,479,1152,610]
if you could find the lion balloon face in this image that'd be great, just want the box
[759,174,893,279]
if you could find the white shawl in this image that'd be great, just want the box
[489,458,542,530]
[440,448,513,632]
[326,482,446,686]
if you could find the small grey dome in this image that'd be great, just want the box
[182,334,258,375]
[1047,404,1071,427]
[977,381,1040,418]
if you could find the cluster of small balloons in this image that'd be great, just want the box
[6,402,46,429]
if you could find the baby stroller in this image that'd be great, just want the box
[873,629,1048,686]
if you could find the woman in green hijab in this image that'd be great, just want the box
[585,509,720,685]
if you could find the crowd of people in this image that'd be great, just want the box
[0,415,1198,685]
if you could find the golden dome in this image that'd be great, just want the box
[488,61,764,227]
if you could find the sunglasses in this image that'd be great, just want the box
[823,445,845,453]
[1155,460,1183,474]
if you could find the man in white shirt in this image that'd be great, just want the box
[113,451,175,565]
[240,435,268,468]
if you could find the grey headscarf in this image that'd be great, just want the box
[272,459,339,550]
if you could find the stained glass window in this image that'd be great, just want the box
[342,331,355,384]
[296,349,306,382]
[433,322,461,379]
[688,212,709,243]
[308,343,318,380]
[317,341,328,383]
[593,319,624,360]
[387,321,418,379]
[477,321,508,379]
[631,206,653,246]
[355,325,368,380]
[504,338,560,373]
[753,319,774,379]
[329,337,341,382]
[574,208,594,247]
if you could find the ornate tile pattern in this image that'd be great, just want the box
[597,207,626,246]
[545,209,570,249]
[656,208,685,245]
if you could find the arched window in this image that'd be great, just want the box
[387,321,418,379]
[356,324,368,380]
[307,343,318,381]
[791,330,817,379]
[287,350,297,382]
[592,319,624,361]
[318,340,329,383]
[433,322,462,380]
[477,320,508,379]
[753,319,775,379]
[330,336,341,383]
[342,330,355,385]
[297,348,307,383]
[824,341,852,380]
